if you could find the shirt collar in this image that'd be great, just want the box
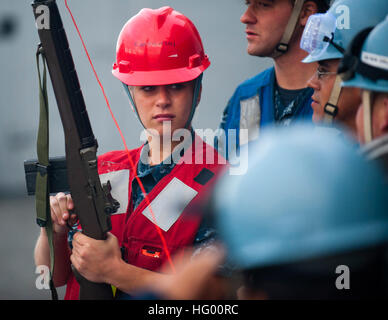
[137,128,195,179]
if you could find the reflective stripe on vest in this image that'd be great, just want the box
[239,94,261,146]
[142,177,198,232]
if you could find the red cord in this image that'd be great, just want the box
[64,0,176,274]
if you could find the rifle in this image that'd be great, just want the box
[31,0,119,299]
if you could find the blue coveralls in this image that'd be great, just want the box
[216,67,313,159]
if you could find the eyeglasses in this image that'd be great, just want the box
[316,67,337,80]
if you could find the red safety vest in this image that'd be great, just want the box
[64,135,226,299]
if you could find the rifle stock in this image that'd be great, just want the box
[32,0,117,300]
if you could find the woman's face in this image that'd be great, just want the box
[131,80,198,137]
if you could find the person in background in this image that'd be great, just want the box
[216,0,330,159]
[340,16,388,177]
[301,0,388,138]
[140,125,388,300]
[213,125,388,299]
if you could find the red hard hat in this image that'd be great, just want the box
[112,7,210,86]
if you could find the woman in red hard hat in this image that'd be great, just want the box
[112,6,210,132]
[34,7,226,299]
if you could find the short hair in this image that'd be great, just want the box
[313,0,330,13]
[289,0,330,13]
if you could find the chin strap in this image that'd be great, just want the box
[122,83,145,128]
[323,75,342,124]
[362,90,373,143]
[271,0,304,58]
[185,73,203,128]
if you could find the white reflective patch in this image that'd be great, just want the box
[142,177,198,232]
[99,169,130,215]
[362,51,388,71]
[240,95,260,146]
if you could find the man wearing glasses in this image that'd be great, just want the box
[301,0,388,137]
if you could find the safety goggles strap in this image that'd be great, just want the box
[122,83,147,130]
[323,75,342,123]
[323,33,345,55]
[362,90,373,143]
[273,0,305,58]
[36,45,58,300]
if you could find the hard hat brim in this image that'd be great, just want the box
[112,61,210,86]
[302,44,343,63]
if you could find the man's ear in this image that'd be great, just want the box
[299,1,319,27]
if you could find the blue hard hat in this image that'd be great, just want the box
[301,0,388,63]
[214,125,388,270]
[342,16,388,93]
